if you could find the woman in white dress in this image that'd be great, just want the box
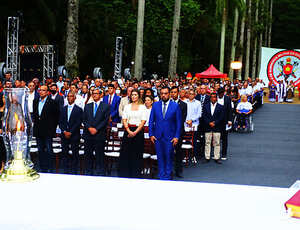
[119,89,147,178]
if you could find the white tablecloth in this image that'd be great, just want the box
[0,174,298,230]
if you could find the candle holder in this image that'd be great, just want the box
[1,88,39,182]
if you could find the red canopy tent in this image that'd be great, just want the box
[195,65,227,79]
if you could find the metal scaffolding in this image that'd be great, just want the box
[113,37,123,79]
[21,45,54,83]
[6,17,19,81]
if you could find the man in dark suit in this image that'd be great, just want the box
[49,83,64,111]
[33,85,60,172]
[149,86,182,180]
[170,86,187,178]
[196,84,210,105]
[196,84,210,159]
[27,81,40,121]
[83,88,110,176]
[217,87,233,161]
[103,84,121,123]
[59,91,83,174]
[202,92,224,164]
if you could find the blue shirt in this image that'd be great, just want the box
[38,96,48,116]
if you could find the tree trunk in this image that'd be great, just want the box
[229,7,239,80]
[134,0,145,81]
[238,1,246,80]
[245,0,252,79]
[168,0,182,80]
[65,0,79,78]
[268,0,273,47]
[258,0,264,75]
[264,0,269,46]
[252,0,259,79]
[219,3,227,73]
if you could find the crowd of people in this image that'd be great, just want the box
[0,72,265,180]
[268,79,296,103]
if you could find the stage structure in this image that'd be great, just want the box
[20,45,54,83]
[6,17,19,81]
[113,37,123,79]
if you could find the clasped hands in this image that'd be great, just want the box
[127,130,137,138]
[88,127,97,135]
[150,136,178,146]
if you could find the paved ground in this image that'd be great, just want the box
[179,103,300,188]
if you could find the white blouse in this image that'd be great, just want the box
[144,107,152,126]
[122,104,147,126]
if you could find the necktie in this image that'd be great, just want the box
[201,95,204,104]
[67,105,72,121]
[162,102,167,119]
[108,95,112,104]
[94,102,98,117]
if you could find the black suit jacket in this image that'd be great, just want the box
[197,94,210,132]
[59,104,83,141]
[202,103,224,132]
[33,97,60,138]
[52,93,65,111]
[177,99,187,136]
[196,94,210,106]
[83,102,110,141]
[219,95,233,127]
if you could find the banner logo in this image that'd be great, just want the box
[267,50,300,86]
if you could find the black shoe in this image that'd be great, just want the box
[204,159,210,163]
[215,159,222,164]
[175,172,184,178]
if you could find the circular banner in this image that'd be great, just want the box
[267,50,300,86]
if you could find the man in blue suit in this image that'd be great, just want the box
[202,92,224,164]
[103,84,121,123]
[149,86,182,180]
[83,88,110,176]
[59,91,83,174]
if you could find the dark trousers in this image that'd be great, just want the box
[198,131,205,159]
[174,138,183,174]
[0,136,6,165]
[61,138,80,174]
[84,138,105,176]
[155,137,174,180]
[193,130,202,159]
[237,113,247,127]
[221,129,228,158]
[37,137,53,172]
[118,127,144,178]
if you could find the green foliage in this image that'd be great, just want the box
[0,0,298,78]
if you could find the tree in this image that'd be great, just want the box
[168,0,182,79]
[217,0,228,73]
[229,8,239,80]
[238,0,246,80]
[65,0,79,78]
[244,0,252,79]
[251,0,259,78]
[134,0,145,80]
[217,0,245,77]
[268,0,273,47]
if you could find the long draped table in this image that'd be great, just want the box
[0,174,298,230]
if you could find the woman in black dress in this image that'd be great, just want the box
[118,89,147,178]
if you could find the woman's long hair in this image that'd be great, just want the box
[130,89,143,104]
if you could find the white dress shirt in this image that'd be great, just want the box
[28,91,35,113]
[67,103,75,121]
[161,100,170,114]
[211,102,217,116]
[217,96,224,106]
